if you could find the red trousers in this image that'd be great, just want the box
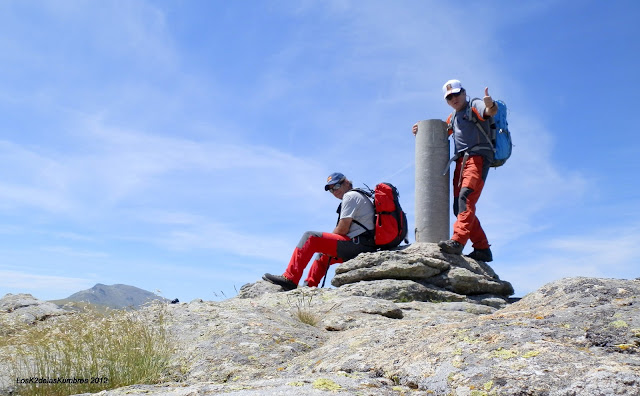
[452,155,490,250]
[283,232,348,287]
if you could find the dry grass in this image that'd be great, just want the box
[288,291,320,327]
[2,302,174,396]
[287,290,339,327]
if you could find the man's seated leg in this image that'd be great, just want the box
[305,254,343,287]
[282,231,349,285]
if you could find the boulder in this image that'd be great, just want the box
[0,293,67,325]
[332,242,513,307]
[335,279,467,303]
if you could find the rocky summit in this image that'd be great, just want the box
[329,242,515,308]
[1,243,639,395]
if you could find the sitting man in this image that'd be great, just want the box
[263,172,376,290]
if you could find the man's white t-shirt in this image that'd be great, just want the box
[340,190,375,238]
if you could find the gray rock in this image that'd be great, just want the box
[0,293,67,324]
[336,279,468,303]
[332,260,442,286]
[332,244,450,287]
[286,277,640,395]
[332,243,513,306]
[447,266,514,296]
[4,278,639,396]
[237,279,284,299]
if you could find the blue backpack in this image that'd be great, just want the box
[489,100,512,167]
[470,98,512,167]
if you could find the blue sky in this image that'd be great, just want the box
[1,0,638,302]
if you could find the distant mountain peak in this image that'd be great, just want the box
[61,283,167,309]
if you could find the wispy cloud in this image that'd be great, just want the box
[40,246,109,259]
[0,270,92,298]
[496,221,640,296]
[546,226,640,272]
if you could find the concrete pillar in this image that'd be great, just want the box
[414,119,450,243]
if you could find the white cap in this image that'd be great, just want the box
[442,79,463,99]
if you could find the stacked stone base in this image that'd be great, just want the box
[332,242,514,308]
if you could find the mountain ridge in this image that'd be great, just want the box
[50,283,167,309]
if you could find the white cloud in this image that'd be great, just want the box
[0,270,92,300]
[546,227,640,272]
[496,223,640,296]
[40,246,109,259]
[122,210,294,262]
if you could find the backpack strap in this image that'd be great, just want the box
[336,189,375,237]
[349,189,375,238]
[351,187,372,198]
[468,98,496,154]
[351,219,373,235]
[446,113,454,136]
[443,99,496,175]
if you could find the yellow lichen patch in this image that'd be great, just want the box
[523,350,541,358]
[483,380,494,390]
[615,344,635,351]
[491,347,519,360]
[313,378,342,391]
[470,390,491,396]
[610,320,629,328]
[452,357,464,368]
[287,381,305,387]
[453,328,481,344]
[229,385,254,391]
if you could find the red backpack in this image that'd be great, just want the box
[351,183,409,250]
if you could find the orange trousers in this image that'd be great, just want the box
[451,155,490,250]
[283,232,347,287]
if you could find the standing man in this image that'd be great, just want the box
[263,172,376,290]
[413,79,497,262]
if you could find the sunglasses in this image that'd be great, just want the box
[445,91,463,101]
[329,182,342,192]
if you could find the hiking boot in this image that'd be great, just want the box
[262,273,297,291]
[438,239,463,255]
[466,248,493,262]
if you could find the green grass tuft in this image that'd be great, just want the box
[288,291,320,327]
[4,303,174,396]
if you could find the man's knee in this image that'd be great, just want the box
[458,187,474,213]
[297,231,323,249]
